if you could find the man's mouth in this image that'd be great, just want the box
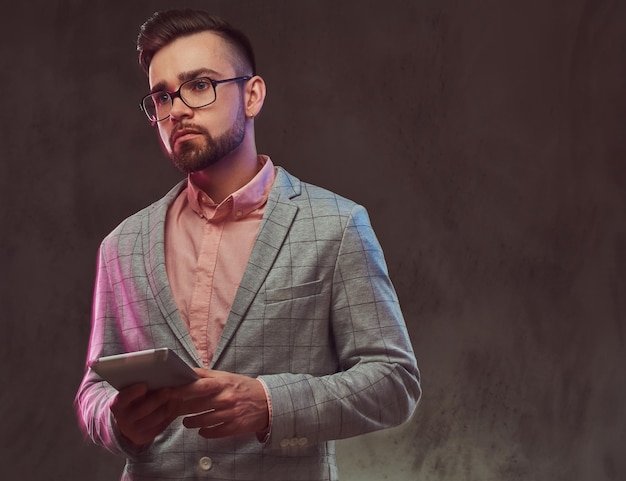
[171,128,202,146]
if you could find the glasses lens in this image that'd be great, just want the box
[180,78,216,108]
[143,92,171,122]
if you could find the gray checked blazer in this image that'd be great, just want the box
[76,166,421,481]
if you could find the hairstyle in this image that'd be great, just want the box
[137,9,256,76]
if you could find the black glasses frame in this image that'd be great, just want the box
[140,75,251,123]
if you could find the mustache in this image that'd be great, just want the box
[170,124,209,145]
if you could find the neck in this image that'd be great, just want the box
[189,136,259,204]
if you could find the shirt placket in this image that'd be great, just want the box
[188,201,230,367]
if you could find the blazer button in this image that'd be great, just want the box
[280,438,291,448]
[199,456,213,471]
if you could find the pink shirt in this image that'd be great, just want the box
[165,156,276,367]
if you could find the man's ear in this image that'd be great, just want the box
[245,75,266,119]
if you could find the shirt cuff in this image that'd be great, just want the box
[255,377,273,444]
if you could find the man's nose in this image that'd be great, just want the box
[169,95,193,120]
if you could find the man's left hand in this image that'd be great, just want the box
[171,368,269,439]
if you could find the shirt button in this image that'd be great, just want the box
[236,210,243,217]
[199,456,213,471]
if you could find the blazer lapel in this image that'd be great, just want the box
[142,180,204,366]
[211,168,300,366]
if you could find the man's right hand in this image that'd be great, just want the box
[110,383,181,447]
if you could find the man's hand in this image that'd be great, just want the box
[172,369,269,439]
[110,383,181,447]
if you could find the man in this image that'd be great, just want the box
[76,8,421,481]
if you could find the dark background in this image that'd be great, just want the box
[1,1,625,480]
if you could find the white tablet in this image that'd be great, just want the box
[88,348,199,391]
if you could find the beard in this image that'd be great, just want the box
[167,107,246,174]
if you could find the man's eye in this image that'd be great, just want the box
[154,93,170,105]
[192,79,211,91]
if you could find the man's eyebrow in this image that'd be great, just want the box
[179,68,221,82]
[150,68,222,94]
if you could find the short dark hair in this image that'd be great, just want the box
[137,9,256,76]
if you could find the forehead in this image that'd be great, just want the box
[148,31,238,89]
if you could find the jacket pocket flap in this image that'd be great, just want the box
[266,279,323,303]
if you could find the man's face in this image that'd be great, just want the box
[148,31,247,173]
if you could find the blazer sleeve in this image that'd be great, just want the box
[74,245,143,458]
[258,204,421,449]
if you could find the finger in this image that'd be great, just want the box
[134,398,178,434]
[175,395,226,416]
[169,378,225,418]
[191,367,213,377]
[130,388,175,420]
[173,377,222,400]
[111,383,148,411]
[182,408,218,429]
[197,422,230,439]
[112,388,172,432]
[120,395,181,445]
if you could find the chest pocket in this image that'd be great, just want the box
[265,279,323,304]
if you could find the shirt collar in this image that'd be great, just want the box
[186,155,276,222]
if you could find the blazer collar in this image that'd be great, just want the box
[212,167,301,366]
[142,180,205,366]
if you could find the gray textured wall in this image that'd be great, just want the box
[1,1,625,480]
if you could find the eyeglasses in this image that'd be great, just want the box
[140,76,251,123]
